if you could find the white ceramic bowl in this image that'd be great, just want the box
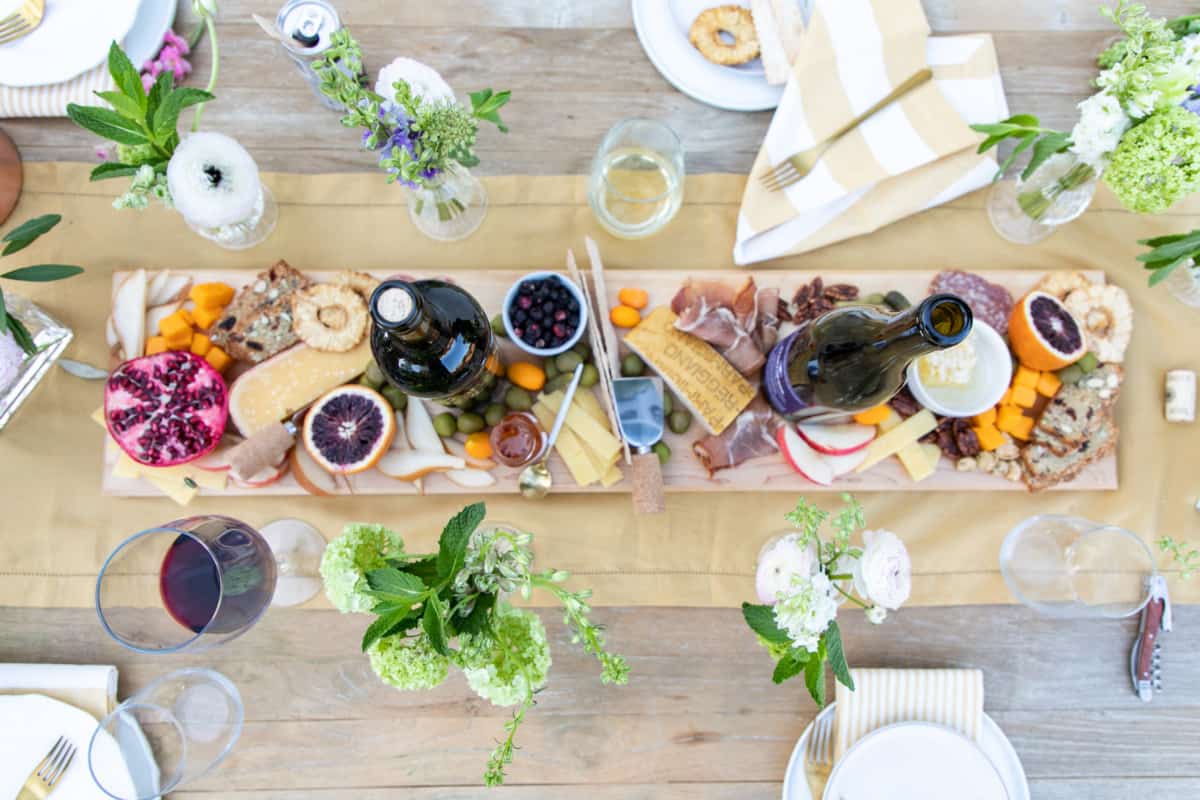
[906,321,1012,418]
[502,272,589,357]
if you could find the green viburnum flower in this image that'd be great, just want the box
[1104,106,1200,213]
[319,522,405,613]
[458,603,551,707]
[115,143,160,166]
[368,633,449,691]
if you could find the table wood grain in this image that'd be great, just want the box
[3,1,1198,797]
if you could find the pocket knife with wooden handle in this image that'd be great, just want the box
[1131,574,1172,702]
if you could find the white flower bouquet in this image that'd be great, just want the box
[743,495,911,705]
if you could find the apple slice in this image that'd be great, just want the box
[823,448,868,477]
[444,468,497,488]
[377,450,465,481]
[192,436,242,472]
[405,400,444,453]
[777,426,833,486]
[291,444,339,496]
[796,422,875,455]
[443,437,497,470]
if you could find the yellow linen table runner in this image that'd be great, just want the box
[0,163,1197,610]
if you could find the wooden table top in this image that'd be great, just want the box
[4,1,1199,797]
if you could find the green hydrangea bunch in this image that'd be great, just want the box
[319,522,405,613]
[1104,105,1200,213]
[368,632,449,691]
[459,603,552,707]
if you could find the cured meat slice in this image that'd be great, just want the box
[693,396,779,473]
[928,270,1014,336]
[672,277,772,376]
[755,287,781,351]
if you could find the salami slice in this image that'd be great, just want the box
[928,270,1014,336]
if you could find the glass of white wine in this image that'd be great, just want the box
[587,119,684,239]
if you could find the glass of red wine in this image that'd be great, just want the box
[96,516,277,654]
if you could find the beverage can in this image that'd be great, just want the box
[274,0,345,110]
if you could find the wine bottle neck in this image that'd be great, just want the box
[871,294,973,361]
[370,281,436,341]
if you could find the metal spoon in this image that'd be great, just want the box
[518,363,584,500]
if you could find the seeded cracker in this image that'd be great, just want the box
[209,260,312,363]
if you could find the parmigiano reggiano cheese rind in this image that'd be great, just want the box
[622,306,756,436]
[228,339,372,436]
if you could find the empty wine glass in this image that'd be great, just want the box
[96,516,277,654]
[999,514,1155,618]
[259,517,327,607]
[89,668,242,799]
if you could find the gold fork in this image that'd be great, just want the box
[0,0,45,46]
[759,67,934,192]
[17,735,76,800]
[804,711,835,795]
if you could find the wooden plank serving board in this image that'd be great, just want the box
[102,268,1119,497]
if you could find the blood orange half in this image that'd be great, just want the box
[1008,291,1087,370]
[301,385,396,474]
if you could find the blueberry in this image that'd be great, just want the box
[517,295,533,310]
[513,309,528,324]
[530,308,543,321]
[520,281,537,295]
[542,301,555,315]
[552,323,567,338]
[513,327,524,338]
[566,297,579,312]
[554,309,567,322]
[528,323,541,335]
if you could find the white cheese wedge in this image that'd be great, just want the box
[856,409,938,473]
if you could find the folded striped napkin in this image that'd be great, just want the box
[0,63,114,118]
[833,668,985,762]
[734,0,1009,264]
[0,662,118,719]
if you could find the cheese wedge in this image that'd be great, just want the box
[856,409,938,473]
[532,402,605,486]
[539,390,622,464]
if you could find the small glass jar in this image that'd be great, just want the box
[405,163,489,242]
[0,294,73,431]
[1163,259,1200,309]
[986,152,1098,245]
[489,411,546,467]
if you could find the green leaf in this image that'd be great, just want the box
[455,592,496,637]
[364,567,426,601]
[1,264,84,282]
[145,71,171,129]
[397,555,440,585]
[361,607,417,652]
[0,287,7,334]
[1021,132,1072,181]
[7,314,36,355]
[824,621,854,691]
[153,87,215,140]
[94,90,144,120]
[89,162,143,182]
[1138,232,1190,248]
[975,132,1007,154]
[742,602,790,644]
[422,597,450,655]
[995,132,1037,178]
[1138,235,1200,264]
[66,104,150,146]
[1,214,61,255]
[772,651,807,684]
[437,502,486,579]
[1149,257,1190,286]
[804,656,827,706]
[107,41,145,109]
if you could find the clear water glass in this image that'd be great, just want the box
[587,119,684,239]
[89,668,243,800]
[181,182,278,250]
[999,514,1155,618]
[1164,259,1200,309]
[96,515,277,654]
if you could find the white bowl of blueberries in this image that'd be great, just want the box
[502,272,588,356]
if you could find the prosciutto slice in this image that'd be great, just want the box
[693,397,780,474]
[671,278,780,376]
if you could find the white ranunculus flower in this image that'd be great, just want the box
[375,58,454,110]
[755,533,818,604]
[773,572,839,654]
[1068,91,1131,168]
[167,132,262,227]
[852,529,911,611]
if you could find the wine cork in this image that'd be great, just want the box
[630,451,665,514]
[1165,370,1196,423]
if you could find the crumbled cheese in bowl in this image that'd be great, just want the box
[917,331,978,388]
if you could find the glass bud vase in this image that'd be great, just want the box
[405,164,488,242]
[1164,259,1200,309]
[987,153,1098,245]
[0,294,73,431]
[180,182,278,251]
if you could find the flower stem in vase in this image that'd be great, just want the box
[1016,162,1097,221]
[987,153,1098,245]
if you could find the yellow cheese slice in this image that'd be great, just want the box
[228,339,372,436]
[856,409,937,473]
[531,402,603,486]
[897,443,936,482]
[600,463,623,488]
[573,390,611,426]
[538,390,622,463]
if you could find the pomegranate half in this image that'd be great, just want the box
[104,351,230,467]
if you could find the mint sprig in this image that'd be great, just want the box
[970,114,1071,181]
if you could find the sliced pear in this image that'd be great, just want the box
[443,437,497,470]
[376,450,464,481]
[105,316,118,351]
[444,468,497,488]
[390,411,409,450]
[405,399,444,453]
[112,269,147,360]
[291,444,339,496]
[147,271,192,306]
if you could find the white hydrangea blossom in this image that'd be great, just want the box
[1069,91,1132,167]
[375,58,454,111]
[773,571,839,654]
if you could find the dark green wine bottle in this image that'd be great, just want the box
[763,294,973,423]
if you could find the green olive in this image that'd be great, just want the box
[884,291,911,311]
[432,412,457,438]
[652,440,671,464]
[544,358,559,380]
[381,385,408,411]
[505,386,533,411]
[572,340,592,361]
[555,351,583,373]
[580,364,600,388]
[491,314,507,337]
[481,370,497,388]
[484,403,506,427]
[662,391,673,417]
[667,409,692,435]
[362,361,386,389]
[457,412,485,434]
[621,353,646,377]
[863,293,886,306]
[545,374,573,394]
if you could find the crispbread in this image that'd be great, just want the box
[1022,413,1117,492]
[1034,364,1123,454]
[209,260,311,363]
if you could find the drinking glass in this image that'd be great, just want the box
[999,514,1155,618]
[96,515,277,654]
[259,517,326,607]
[587,119,684,239]
[88,668,242,800]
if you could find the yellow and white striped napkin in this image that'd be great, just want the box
[833,668,985,763]
[734,0,1009,264]
[0,63,114,118]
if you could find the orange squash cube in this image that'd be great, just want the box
[204,346,232,373]
[973,408,997,427]
[996,406,1034,440]
[973,423,1005,451]
[1008,416,1034,440]
[189,282,235,308]
[1011,385,1038,409]
[192,305,224,331]
[178,308,194,326]
[1014,366,1040,388]
[145,336,169,355]
[190,333,212,357]
[1036,371,1062,397]
[159,310,192,344]
[853,404,892,426]
[999,388,1014,407]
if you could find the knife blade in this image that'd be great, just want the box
[1131,574,1171,702]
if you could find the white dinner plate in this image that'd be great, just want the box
[124,0,181,77]
[0,695,138,799]
[631,0,785,111]
[0,0,142,87]
[782,703,1030,800]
